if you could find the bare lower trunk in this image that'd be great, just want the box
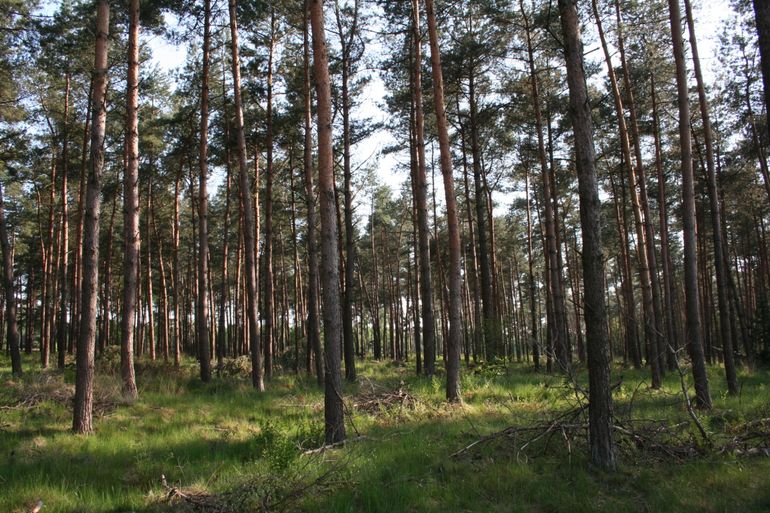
[57,74,70,369]
[263,10,276,380]
[0,182,21,375]
[120,0,140,399]
[411,0,435,375]
[310,0,346,444]
[668,0,712,409]
[558,0,616,470]
[425,0,463,403]
[683,0,738,394]
[73,0,109,434]
[303,1,323,385]
[173,166,181,366]
[229,0,263,391]
[197,0,212,383]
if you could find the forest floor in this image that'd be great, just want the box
[1,351,769,513]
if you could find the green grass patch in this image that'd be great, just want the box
[1,352,769,512]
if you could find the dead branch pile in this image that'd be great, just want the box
[452,412,770,463]
[352,380,417,414]
[2,375,74,411]
[719,417,770,457]
[159,455,347,513]
[2,374,127,418]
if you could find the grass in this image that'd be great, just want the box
[1,350,769,513]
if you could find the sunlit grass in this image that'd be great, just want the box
[1,351,769,512]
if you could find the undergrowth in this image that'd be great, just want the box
[1,352,769,513]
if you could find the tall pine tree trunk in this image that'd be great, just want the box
[411,0,436,375]
[425,0,463,402]
[263,9,276,381]
[228,0,264,391]
[683,0,738,393]
[120,0,140,399]
[558,0,616,469]
[0,181,21,375]
[57,73,70,369]
[668,0,712,409]
[73,0,109,434]
[310,0,346,444]
[197,0,212,382]
[592,0,662,387]
[303,0,323,385]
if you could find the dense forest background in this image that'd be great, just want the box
[2,0,770,510]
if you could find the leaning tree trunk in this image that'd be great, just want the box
[558,0,616,470]
[683,0,738,394]
[592,0,662,387]
[668,0,712,409]
[228,0,264,391]
[73,0,109,435]
[425,0,463,403]
[613,0,667,374]
[120,0,140,399]
[309,0,346,445]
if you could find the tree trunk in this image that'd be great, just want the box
[217,55,233,367]
[173,165,181,366]
[425,0,462,403]
[57,73,70,369]
[667,0,712,409]
[197,0,212,382]
[0,181,21,375]
[310,0,346,445]
[468,70,498,361]
[683,0,738,393]
[73,0,109,435]
[146,184,156,361]
[522,0,569,371]
[228,0,263,391]
[558,0,616,469]
[335,0,360,382]
[651,76,679,371]
[303,1,323,385]
[411,0,436,376]
[613,0,666,374]
[753,0,770,138]
[120,0,140,399]
[263,9,276,381]
[592,0,662,387]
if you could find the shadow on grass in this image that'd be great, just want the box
[1,356,769,513]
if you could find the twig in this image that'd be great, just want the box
[668,344,711,446]
[301,434,371,455]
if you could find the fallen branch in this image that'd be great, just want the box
[668,344,711,446]
[302,435,372,455]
